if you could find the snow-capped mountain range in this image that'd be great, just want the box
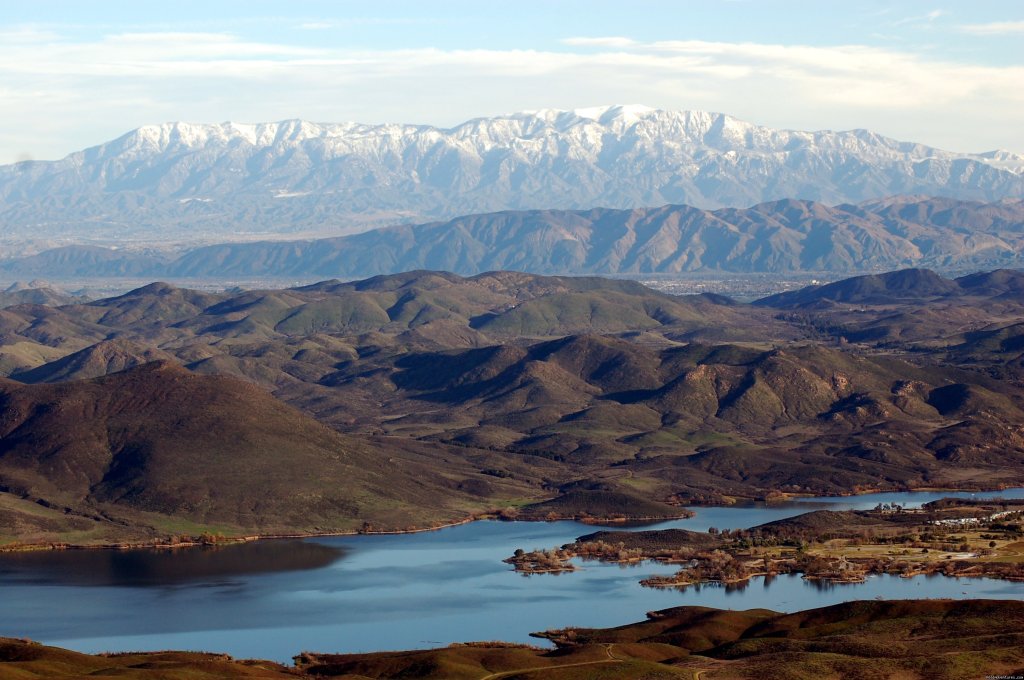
[1,105,1022,246]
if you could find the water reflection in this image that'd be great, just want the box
[805,577,844,592]
[666,580,754,594]
[0,540,342,587]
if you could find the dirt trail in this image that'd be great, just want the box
[477,644,621,680]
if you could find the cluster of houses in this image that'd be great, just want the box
[930,510,1021,527]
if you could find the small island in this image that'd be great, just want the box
[506,499,1024,588]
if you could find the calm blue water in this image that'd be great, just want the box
[1,488,1022,662]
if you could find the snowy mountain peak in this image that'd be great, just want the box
[576,103,656,120]
[977,149,1024,173]
[522,103,659,125]
[122,119,328,151]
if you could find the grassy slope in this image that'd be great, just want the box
[0,362,535,546]
[0,640,300,678]
[298,599,1024,679]
[6,599,1023,679]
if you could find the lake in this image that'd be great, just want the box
[2,488,1023,662]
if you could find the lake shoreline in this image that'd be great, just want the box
[2,483,1021,554]
[7,598,1024,678]
[3,490,1023,666]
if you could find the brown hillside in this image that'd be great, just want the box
[0,362,528,544]
[12,339,174,383]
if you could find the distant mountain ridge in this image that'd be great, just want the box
[4,196,1022,278]
[1,105,1022,244]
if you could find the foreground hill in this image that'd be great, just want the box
[2,106,1021,245]
[7,599,1015,678]
[0,362,527,545]
[8,197,1024,278]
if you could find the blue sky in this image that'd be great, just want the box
[1,1,1022,163]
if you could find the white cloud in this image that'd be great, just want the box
[0,31,1022,162]
[958,20,1024,35]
